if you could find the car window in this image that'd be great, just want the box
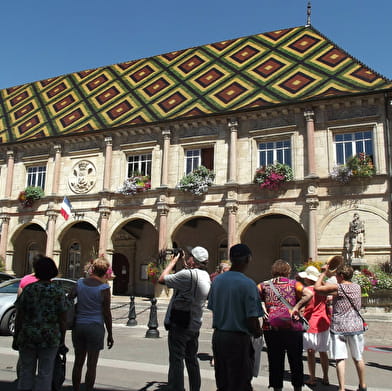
[0,279,19,293]
[52,279,75,294]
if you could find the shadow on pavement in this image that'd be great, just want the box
[366,361,392,371]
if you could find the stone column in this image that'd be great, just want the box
[103,136,113,191]
[98,204,111,256]
[5,151,15,198]
[51,145,62,195]
[228,119,238,183]
[157,195,169,250]
[225,189,238,250]
[161,129,171,187]
[305,185,319,261]
[304,110,317,178]
[0,215,10,261]
[45,208,57,258]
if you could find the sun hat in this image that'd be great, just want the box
[190,246,209,263]
[298,265,320,282]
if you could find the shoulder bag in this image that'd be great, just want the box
[339,284,368,331]
[268,280,310,331]
[169,270,198,329]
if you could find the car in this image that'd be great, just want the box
[0,272,16,282]
[0,277,76,335]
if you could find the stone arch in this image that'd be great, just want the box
[10,221,47,276]
[241,213,307,282]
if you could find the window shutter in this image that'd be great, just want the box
[201,147,214,170]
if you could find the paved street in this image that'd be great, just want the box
[0,296,390,391]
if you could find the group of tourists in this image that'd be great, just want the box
[13,254,113,391]
[159,246,367,391]
[11,245,367,391]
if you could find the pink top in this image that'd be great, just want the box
[19,274,39,289]
[303,286,330,333]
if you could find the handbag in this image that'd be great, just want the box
[340,284,368,331]
[52,345,68,391]
[169,270,198,329]
[268,280,310,331]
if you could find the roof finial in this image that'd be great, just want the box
[306,1,312,26]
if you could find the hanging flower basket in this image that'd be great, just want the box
[18,186,44,208]
[117,175,151,195]
[331,153,375,184]
[177,166,215,195]
[254,163,293,191]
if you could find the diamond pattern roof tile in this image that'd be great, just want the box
[1,25,391,144]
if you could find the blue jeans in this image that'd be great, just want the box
[18,346,58,391]
[167,325,200,391]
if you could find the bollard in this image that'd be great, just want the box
[145,297,160,338]
[126,296,137,326]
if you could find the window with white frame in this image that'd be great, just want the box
[185,147,214,174]
[258,139,291,167]
[334,130,373,165]
[27,166,46,189]
[127,153,152,177]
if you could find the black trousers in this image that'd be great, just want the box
[264,329,304,388]
[212,329,254,391]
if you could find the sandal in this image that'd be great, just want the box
[305,379,317,386]
[322,380,330,385]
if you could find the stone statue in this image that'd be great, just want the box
[345,212,365,263]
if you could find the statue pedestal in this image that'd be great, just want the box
[351,258,368,270]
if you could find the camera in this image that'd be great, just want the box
[166,248,185,258]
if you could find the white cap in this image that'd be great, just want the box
[190,246,209,263]
[298,266,320,282]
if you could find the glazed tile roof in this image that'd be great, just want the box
[1,25,391,144]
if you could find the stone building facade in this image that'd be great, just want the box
[0,25,391,296]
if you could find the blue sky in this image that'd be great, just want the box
[1,0,391,90]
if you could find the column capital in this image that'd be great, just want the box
[225,200,238,214]
[157,201,169,215]
[104,136,113,146]
[0,214,10,223]
[162,128,171,138]
[304,109,315,121]
[306,196,319,210]
[6,150,14,159]
[99,205,111,218]
[227,118,238,131]
[53,144,62,154]
[46,210,58,221]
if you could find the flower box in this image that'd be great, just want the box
[254,163,293,191]
[177,166,215,195]
[117,175,151,195]
[331,153,375,184]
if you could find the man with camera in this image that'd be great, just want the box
[158,246,211,391]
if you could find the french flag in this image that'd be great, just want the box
[61,197,72,220]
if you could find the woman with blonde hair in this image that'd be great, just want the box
[69,257,114,391]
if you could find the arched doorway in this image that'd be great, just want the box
[242,214,307,282]
[172,216,227,274]
[59,221,99,279]
[11,223,46,276]
[112,219,158,296]
[112,253,129,295]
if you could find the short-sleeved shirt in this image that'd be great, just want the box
[303,286,330,333]
[19,274,38,290]
[208,271,264,335]
[164,268,211,332]
[258,277,304,331]
[331,283,363,335]
[15,281,69,348]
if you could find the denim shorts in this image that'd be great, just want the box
[72,323,105,351]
